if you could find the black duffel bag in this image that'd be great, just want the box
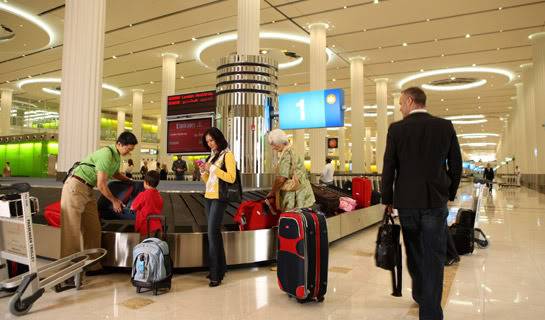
[375,210,402,297]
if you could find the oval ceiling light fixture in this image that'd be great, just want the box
[0,2,55,47]
[457,133,500,139]
[194,32,334,70]
[445,114,485,120]
[42,87,60,95]
[460,142,497,147]
[451,119,487,124]
[345,105,395,112]
[422,79,487,91]
[397,66,515,89]
[18,77,124,97]
[364,111,394,117]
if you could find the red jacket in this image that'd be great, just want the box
[131,189,164,236]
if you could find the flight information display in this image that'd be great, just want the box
[167,117,212,154]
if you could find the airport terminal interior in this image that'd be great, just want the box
[1,0,545,319]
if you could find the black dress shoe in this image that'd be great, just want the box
[209,280,221,287]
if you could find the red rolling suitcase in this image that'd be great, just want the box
[352,177,372,208]
[277,209,328,303]
[234,198,279,231]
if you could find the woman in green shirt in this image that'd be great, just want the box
[266,129,315,211]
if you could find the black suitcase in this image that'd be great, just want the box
[371,190,381,205]
[342,180,352,193]
[449,209,476,255]
[311,184,340,216]
[277,209,328,303]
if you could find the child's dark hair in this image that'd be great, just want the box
[144,170,160,188]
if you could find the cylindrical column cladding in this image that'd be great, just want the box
[521,64,537,179]
[159,53,177,166]
[350,57,366,173]
[514,83,527,173]
[364,127,372,171]
[375,78,389,173]
[308,23,328,175]
[530,32,545,175]
[116,110,125,137]
[132,89,144,166]
[57,0,106,174]
[338,127,346,172]
[237,0,260,56]
[216,55,278,188]
[392,92,402,122]
[0,88,13,135]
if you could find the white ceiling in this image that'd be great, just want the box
[1,0,544,157]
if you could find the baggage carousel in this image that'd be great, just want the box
[1,178,384,268]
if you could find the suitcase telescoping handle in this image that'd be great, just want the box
[146,214,167,240]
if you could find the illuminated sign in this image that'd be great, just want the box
[167,90,216,116]
[279,88,344,130]
[167,117,213,154]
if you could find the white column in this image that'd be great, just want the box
[365,128,372,171]
[58,0,106,173]
[375,78,389,173]
[392,92,402,122]
[116,110,125,137]
[514,83,527,173]
[308,23,328,175]
[0,88,13,135]
[338,127,346,172]
[237,0,260,56]
[350,57,366,173]
[132,89,144,166]
[521,63,537,176]
[159,53,177,165]
[530,32,545,174]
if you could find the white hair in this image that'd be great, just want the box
[267,129,289,146]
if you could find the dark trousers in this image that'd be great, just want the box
[398,207,449,320]
[204,198,227,281]
[175,174,185,181]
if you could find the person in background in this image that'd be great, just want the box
[125,159,134,179]
[3,161,11,177]
[515,165,521,186]
[192,160,202,181]
[320,158,334,186]
[266,129,315,212]
[140,160,148,176]
[131,170,164,237]
[160,164,168,180]
[483,163,495,194]
[156,161,161,171]
[172,155,188,181]
[61,132,138,275]
[198,128,237,287]
[381,87,462,320]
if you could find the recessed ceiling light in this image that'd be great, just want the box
[150,81,154,84]
[343,6,347,9]
[434,39,438,42]
[499,30,503,33]
[363,28,367,32]
[293,83,298,86]
[112,55,117,59]
[374,0,379,3]
[496,47,500,50]
[465,34,471,38]
[271,20,276,24]
[22,54,26,57]
[150,100,154,103]
[402,42,408,46]
[441,98,445,102]
[171,42,175,45]
[378,46,382,49]
[477,96,481,99]
[498,7,502,10]
[450,77,456,80]
[478,106,481,109]
[441,53,445,57]
[192,37,197,41]
[472,64,476,67]
[390,60,395,63]
[331,44,336,48]
[129,24,133,27]
[216,32,220,35]
[426,18,430,22]
[5,80,10,83]
[445,108,449,111]
[332,78,336,82]
[260,49,268,54]
[420,69,424,72]
[180,76,184,79]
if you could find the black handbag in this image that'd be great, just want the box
[218,160,242,203]
[375,210,402,297]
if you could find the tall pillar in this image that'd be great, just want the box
[514,83,527,173]
[392,92,402,122]
[521,63,537,180]
[0,88,13,135]
[237,0,260,55]
[530,32,545,175]
[350,57,366,173]
[57,0,106,174]
[375,78,389,173]
[159,53,177,166]
[308,23,328,175]
[116,110,125,137]
[364,127,372,172]
[338,127,346,172]
[132,89,144,166]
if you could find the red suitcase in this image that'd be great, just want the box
[352,177,372,208]
[277,209,328,303]
[234,198,279,231]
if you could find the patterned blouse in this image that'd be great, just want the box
[275,146,315,211]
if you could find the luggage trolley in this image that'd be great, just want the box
[0,183,107,316]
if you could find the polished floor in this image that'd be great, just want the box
[2,185,545,319]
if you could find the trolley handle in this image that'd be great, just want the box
[0,183,31,194]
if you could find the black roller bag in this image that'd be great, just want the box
[449,208,476,255]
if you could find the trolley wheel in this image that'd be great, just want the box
[9,295,33,316]
[296,298,306,304]
[136,287,141,294]
[317,296,325,303]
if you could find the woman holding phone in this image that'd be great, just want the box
[198,127,237,287]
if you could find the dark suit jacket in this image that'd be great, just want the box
[381,111,463,209]
[483,168,494,181]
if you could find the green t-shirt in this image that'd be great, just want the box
[73,145,121,187]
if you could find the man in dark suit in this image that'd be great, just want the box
[381,87,462,320]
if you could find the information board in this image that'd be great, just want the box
[278,88,344,130]
[167,90,216,116]
[167,117,212,154]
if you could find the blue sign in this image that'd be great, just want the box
[278,88,344,130]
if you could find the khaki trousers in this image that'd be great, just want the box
[60,177,101,270]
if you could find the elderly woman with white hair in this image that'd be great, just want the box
[266,129,315,211]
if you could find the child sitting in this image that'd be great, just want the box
[131,170,164,237]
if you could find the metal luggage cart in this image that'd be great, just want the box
[0,183,106,316]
